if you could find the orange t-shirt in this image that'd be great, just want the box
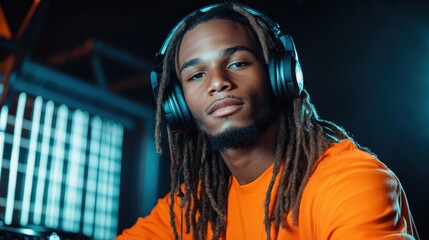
[116,140,420,239]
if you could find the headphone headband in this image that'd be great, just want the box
[156,3,297,61]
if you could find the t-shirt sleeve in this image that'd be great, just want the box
[302,152,420,239]
[115,192,178,240]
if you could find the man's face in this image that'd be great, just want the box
[176,19,274,139]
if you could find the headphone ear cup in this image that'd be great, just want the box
[162,80,195,132]
[268,50,303,103]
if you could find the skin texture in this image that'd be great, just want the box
[176,19,279,185]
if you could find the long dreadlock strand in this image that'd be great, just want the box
[154,21,187,154]
[232,5,273,63]
[273,112,296,229]
[273,115,298,229]
[167,130,182,239]
[188,136,208,233]
[203,153,226,239]
[182,135,192,208]
[291,93,318,223]
[183,135,203,234]
[263,114,287,240]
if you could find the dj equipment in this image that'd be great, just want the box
[151,3,304,132]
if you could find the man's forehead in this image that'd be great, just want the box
[177,19,259,58]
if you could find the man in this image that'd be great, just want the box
[117,2,419,239]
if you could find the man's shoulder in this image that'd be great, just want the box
[298,140,418,239]
[305,139,398,198]
[314,139,388,176]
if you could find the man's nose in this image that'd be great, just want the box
[207,69,233,95]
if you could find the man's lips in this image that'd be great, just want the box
[206,97,244,117]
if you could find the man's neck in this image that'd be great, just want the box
[220,120,279,185]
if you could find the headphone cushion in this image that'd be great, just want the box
[268,51,302,103]
[163,81,194,132]
[268,53,281,100]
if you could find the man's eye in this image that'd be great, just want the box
[189,72,206,81]
[229,62,248,69]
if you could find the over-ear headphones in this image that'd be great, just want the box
[150,3,304,132]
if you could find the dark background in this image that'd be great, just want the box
[3,0,429,238]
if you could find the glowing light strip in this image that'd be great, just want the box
[83,117,102,236]
[20,96,43,225]
[94,122,111,239]
[46,105,68,228]
[73,111,89,231]
[0,106,9,185]
[104,123,113,239]
[106,123,115,237]
[62,110,80,231]
[33,100,55,224]
[5,93,27,224]
[108,123,123,236]
[62,110,89,232]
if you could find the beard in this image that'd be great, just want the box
[195,100,277,152]
[207,124,261,151]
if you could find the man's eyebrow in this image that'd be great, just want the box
[180,58,202,73]
[179,45,255,73]
[220,45,254,57]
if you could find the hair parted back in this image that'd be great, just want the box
[153,2,369,239]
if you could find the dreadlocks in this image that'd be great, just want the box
[154,2,368,240]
